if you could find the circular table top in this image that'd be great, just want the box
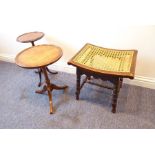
[16,31,44,43]
[15,44,62,68]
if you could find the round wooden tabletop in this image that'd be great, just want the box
[16,31,44,43]
[15,44,63,68]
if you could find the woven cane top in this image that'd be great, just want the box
[68,43,138,78]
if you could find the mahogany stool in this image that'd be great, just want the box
[68,43,138,113]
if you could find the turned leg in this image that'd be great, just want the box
[47,88,53,114]
[76,68,81,100]
[35,85,47,94]
[41,67,53,114]
[120,78,123,88]
[35,68,42,87]
[112,78,120,113]
[38,68,42,87]
[118,78,122,93]
[51,83,68,90]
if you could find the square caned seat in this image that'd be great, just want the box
[68,43,138,113]
[69,43,137,79]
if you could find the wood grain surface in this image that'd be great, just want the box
[15,44,62,68]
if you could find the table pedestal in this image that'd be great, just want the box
[30,41,58,87]
[35,66,68,114]
[35,67,58,87]
[17,32,58,87]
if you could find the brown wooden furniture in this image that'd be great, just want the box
[15,44,68,114]
[68,43,138,113]
[17,31,57,87]
[16,31,45,46]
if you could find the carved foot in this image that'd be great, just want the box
[35,85,47,94]
[34,68,42,87]
[51,84,68,90]
[38,82,42,87]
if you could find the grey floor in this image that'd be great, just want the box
[0,61,155,128]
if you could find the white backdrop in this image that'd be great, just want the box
[0,0,155,78]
